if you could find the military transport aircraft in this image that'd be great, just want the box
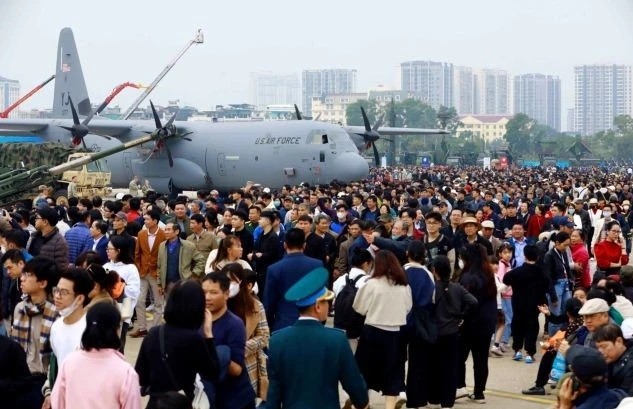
[0,28,446,195]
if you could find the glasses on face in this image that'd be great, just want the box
[52,287,74,297]
[610,229,622,233]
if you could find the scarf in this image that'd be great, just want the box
[11,296,58,358]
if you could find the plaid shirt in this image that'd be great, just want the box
[10,298,58,363]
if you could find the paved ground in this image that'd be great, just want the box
[123,320,557,409]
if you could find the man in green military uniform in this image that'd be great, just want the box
[266,267,369,409]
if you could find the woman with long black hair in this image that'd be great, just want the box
[353,250,412,409]
[455,243,498,404]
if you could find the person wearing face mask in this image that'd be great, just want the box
[41,268,94,409]
[330,204,350,235]
[364,220,411,265]
[225,263,270,404]
[591,205,620,253]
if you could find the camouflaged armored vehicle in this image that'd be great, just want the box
[0,143,111,202]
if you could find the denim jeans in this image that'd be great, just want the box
[548,279,571,336]
[501,298,513,344]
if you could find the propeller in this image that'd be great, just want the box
[294,104,302,120]
[59,96,112,149]
[145,100,192,167]
[354,106,384,166]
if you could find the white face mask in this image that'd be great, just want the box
[229,282,240,298]
[58,298,78,318]
[625,205,630,211]
[458,259,465,270]
[337,212,346,221]
[252,282,259,295]
[603,211,612,219]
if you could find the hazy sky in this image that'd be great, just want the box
[1,0,632,129]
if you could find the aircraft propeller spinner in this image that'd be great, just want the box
[354,106,385,167]
[60,95,112,149]
[59,96,112,149]
[146,100,192,167]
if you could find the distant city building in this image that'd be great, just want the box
[456,114,512,143]
[0,76,20,118]
[473,69,511,115]
[301,69,357,116]
[453,66,474,114]
[574,64,633,135]
[311,93,365,125]
[249,72,300,110]
[367,89,426,104]
[400,61,453,109]
[513,74,561,131]
[567,108,575,133]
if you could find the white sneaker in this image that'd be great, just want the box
[490,345,503,356]
[455,387,469,399]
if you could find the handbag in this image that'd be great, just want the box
[159,325,211,409]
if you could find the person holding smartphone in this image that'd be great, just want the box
[555,345,626,409]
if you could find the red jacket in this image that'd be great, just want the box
[595,240,628,273]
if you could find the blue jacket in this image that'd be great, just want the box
[83,235,109,265]
[264,253,323,331]
[267,319,368,409]
[65,223,92,264]
[404,263,435,328]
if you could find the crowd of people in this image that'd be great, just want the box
[4,165,633,408]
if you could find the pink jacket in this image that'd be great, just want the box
[51,349,141,409]
[496,260,513,298]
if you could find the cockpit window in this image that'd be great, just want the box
[306,129,329,144]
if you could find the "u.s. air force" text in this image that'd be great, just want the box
[254,136,301,145]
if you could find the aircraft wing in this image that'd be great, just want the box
[0,119,51,135]
[344,126,449,135]
[0,119,134,138]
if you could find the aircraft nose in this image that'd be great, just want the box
[333,152,369,182]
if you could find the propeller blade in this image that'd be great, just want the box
[150,101,162,129]
[82,138,88,150]
[313,113,322,121]
[165,111,178,128]
[372,142,380,167]
[166,146,174,168]
[360,106,372,132]
[294,104,302,120]
[68,96,80,126]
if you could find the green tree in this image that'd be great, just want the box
[345,100,380,126]
[436,106,462,133]
[614,114,633,136]
[504,113,536,157]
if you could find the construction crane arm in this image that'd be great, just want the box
[0,75,55,118]
[120,29,203,120]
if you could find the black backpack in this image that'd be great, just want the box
[333,274,366,338]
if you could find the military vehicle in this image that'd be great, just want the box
[0,132,163,206]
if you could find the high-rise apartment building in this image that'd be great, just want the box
[301,69,357,116]
[400,61,453,110]
[249,72,300,109]
[453,66,474,114]
[574,65,633,135]
[0,76,20,118]
[473,69,510,115]
[513,74,561,131]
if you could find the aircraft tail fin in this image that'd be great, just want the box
[52,27,91,118]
